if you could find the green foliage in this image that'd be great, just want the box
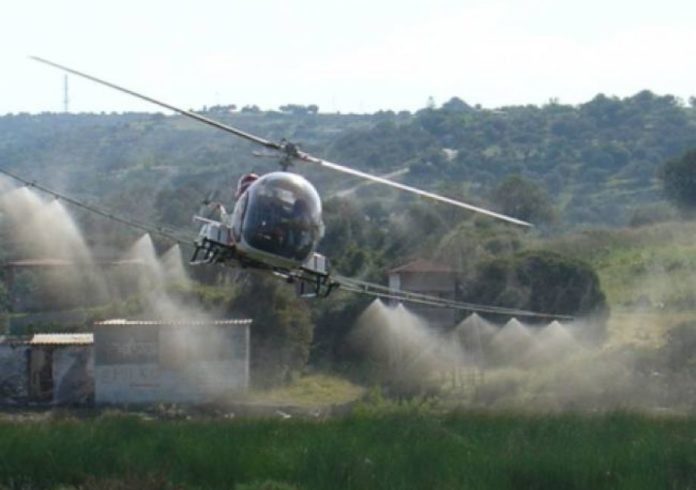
[328,118,435,172]
[352,387,439,416]
[236,481,300,490]
[230,275,314,387]
[441,96,474,113]
[310,292,371,369]
[468,250,609,322]
[3,90,696,232]
[6,94,696,387]
[661,149,696,214]
[1,413,696,489]
[660,321,696,371]
[493,175,556,225]
[628,203,676,227]
[319,198,377,276]
[319,197,453,280]
[547,221,696,309]
[278,104,319,116]
[247,374,365,407]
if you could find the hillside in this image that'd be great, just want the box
[548,221,696,348]
[3,94,696,364]
[3,98,696,410]
[1,90,695,233]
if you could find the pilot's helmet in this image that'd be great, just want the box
[236,173,259,199]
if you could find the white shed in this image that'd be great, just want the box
[0,333,94,406]
[93,319,251,404]
[29,333,94,405]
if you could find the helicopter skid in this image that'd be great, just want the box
[191,222,337,298]
[190,235,247,266]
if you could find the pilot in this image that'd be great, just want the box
[292,198,310,225]
[235,172,259,199]
[287,198,312,258]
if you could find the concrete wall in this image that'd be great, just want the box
[0,340,94,406]
[29,348,52,402]
[53,346,94,405]
[94,324,249,404]
[28,345,94,405]
[0,344,28,405]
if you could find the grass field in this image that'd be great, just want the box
[5,222,696,489]
[546,221,696,350]
[245,374,366,408]
[550,221,696,309]
[0,411,695,489]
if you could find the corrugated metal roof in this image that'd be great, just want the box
[30,333,94,345]
[3,258,74,267]
[389,258,454,273]
[94,319,252,327]
[2,259,144,268]
[0,335,31,346]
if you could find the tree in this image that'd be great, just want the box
[492,175,556,225]
[628,203,675,227]
[466,250,609,330]
[279,104,319,115]
[661,149,696,214]
[207,104,237,114]
[441,97,472,113]
[660,321,696,371]
[229,274,314,387]
[310,293,371,368]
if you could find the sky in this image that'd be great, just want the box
[2,0,696,114]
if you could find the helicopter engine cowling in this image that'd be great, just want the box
[232,172,325,269]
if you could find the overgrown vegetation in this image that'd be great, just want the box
[0,412,695,489]
[5,91,696,390]
[661,148,696,216]
[5,89,696,488]
[467,250,608,323]
[3,90,696,231]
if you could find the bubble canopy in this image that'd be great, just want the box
[240,172,324,263]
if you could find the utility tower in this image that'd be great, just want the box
[63,75,69,113]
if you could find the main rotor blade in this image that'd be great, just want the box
[31,56,531,227]
[331,167,409,198]
[30,56,280,151]
[300,154,532,227]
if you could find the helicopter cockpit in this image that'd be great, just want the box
[238,172,324,264]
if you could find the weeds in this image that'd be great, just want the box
[0,411,694,489]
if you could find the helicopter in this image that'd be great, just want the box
[22,57,568,320]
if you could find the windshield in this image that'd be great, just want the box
[242,172,324,261]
